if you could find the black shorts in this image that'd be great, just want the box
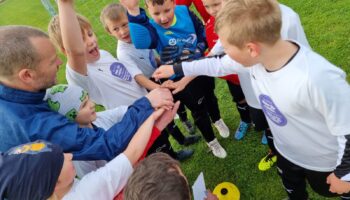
[249,106,269,131]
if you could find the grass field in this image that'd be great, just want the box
[1,0,349,199]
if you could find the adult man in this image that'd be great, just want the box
[0,25,174,161]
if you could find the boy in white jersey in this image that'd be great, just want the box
[153,0,350,199]
[154,0,312,171]
[48,0,193,161]
[99,3,201,150]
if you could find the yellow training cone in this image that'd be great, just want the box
[213,182,240,200]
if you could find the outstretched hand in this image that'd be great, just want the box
[119,0,140,16]
[154,101,180,131]
[152,65,175,81]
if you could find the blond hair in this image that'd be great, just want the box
[0,25,48,78]
[48,14,92,52]
[100,3,127,32]
[215,0,281,48]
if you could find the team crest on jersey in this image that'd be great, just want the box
[8,142,51,155]
[259,94,287,126]
[110,62,132,82]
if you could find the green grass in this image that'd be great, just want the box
[1,0,349,199]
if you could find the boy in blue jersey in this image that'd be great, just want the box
[120,0,227,158]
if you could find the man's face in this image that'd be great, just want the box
[83,28,100,63]
[31,37,62,91]
[202,0,222,17]
[218,27,256,67]
[147,0,176,29]
[106,14,132,43]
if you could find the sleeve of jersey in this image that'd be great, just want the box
[308,64,350,180]
[187,8,207,54]
[127,8,159,50]
[334,135,350,181]
[72,97,154,161]
[65,153,133,199]
[174,55,240,77]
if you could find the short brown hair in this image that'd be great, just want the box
[145,0,174,7]
[124,153,190,200]
[100,3,127,32]
[0,26,48,78]
[215,0,281,48]
[48,14,92,52]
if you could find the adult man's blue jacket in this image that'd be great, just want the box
[0,84,153,161]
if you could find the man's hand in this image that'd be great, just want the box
[146,88,174,110]
[205,190,218,200]
[152,65,175,81]
[119,0,140,16]
[154,101,180,131]
[327,173,350,194]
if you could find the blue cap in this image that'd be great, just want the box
[0,141,64,200]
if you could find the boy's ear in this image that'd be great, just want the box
[246,42,260,58]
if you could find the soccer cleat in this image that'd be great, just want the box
[234,121,250,140]
[261,131,268,145]
[183,135,201,146]
[258,152,277,171]
[183,120,196,135]
[207,138,227,158]
[214,119,230,138]
[175,149,194,161]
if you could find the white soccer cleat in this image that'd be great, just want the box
[207,138,227,158]
[214,119,230,138]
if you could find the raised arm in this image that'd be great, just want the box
[120,0,160,50]
[57,0,87,75]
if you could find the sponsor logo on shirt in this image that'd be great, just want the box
[164,31,174,35]
[109,62,132,82]
[259,94,287,126]
[168,34,197,46]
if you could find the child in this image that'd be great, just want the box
[154,0,350,198]
[99,3,201,147]
[154,0,312,171]
[45,84,125,178]
[202,0,253,142]
[120,0,227,158]
[0,102,179,200]
[124,152,218,200]
[48,0,193,161]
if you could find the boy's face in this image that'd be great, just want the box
[31,37,62,91]
[56,153,76,189]
[218,27,257,67]
[147,0,176,29]
[106,14,132,43]
[83,28,100,63]
[75,96,96,126]
[202,0,222,17]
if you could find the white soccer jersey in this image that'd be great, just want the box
[117,40,157,78]
[66,50,148,110]
[250,45,350,171]
[64,153,133,200]
[203,3,311,109]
